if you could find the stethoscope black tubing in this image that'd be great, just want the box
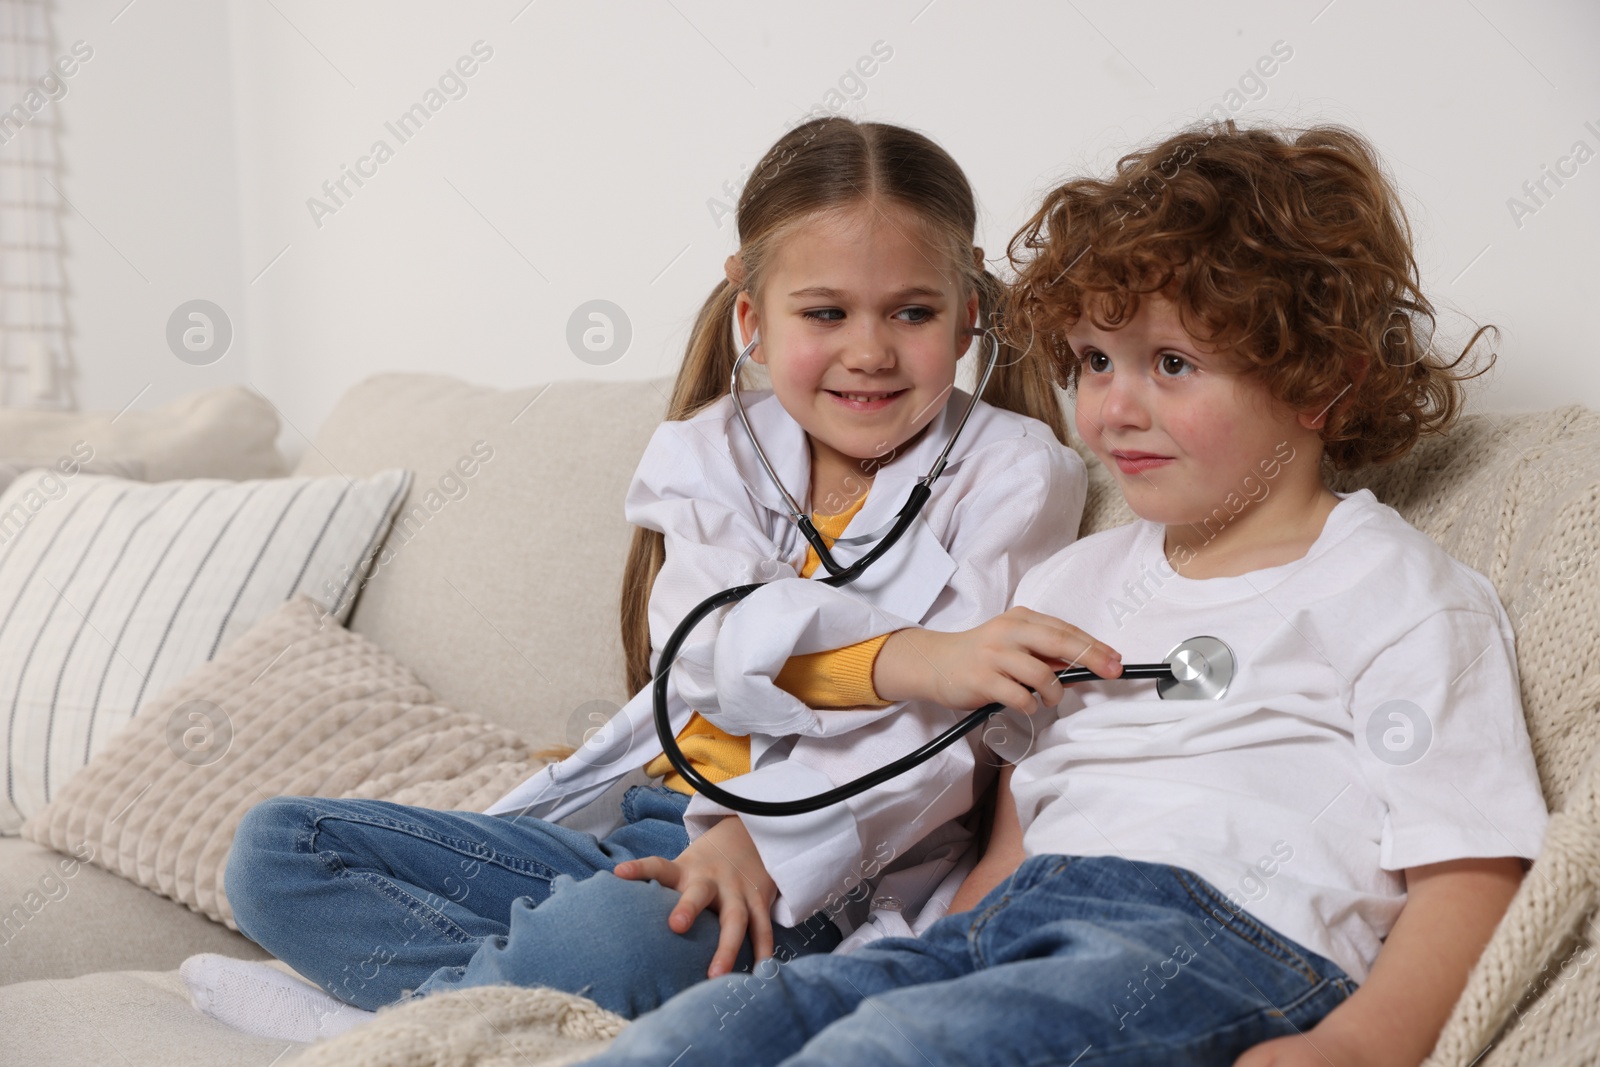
[649,483,1172,815]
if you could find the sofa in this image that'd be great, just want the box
[0,372,1596,1067]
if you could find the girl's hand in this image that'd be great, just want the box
[872,607,1122,714]
[612,816,777,978]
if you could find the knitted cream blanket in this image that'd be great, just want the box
[288,405,1600,1067]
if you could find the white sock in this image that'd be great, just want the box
[179,953,377,1043]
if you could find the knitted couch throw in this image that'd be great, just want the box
[285,983,626,1067]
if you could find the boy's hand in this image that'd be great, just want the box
[873,607,1122,713]
[612,816,776,978]
[1233,1028,1366,1066]
[1236,856,1525,1067]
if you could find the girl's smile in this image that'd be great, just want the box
[827,388,904,406]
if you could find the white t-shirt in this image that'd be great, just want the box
[990,488,1548,982]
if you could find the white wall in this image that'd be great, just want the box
[35,0,1600,451]
[27,0,248,415]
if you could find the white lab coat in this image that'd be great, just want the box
[483,386,1086,936]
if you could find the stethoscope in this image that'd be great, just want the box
[651,328,1237,816]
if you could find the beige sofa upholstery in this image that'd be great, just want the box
[2,375,1597,1066]
[290,373,665,742]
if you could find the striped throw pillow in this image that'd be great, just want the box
[0,469,411,833]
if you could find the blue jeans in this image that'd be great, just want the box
[224,786,840,1017]
[584,854,1356,1066]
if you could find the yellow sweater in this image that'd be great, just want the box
[645,492,893,794]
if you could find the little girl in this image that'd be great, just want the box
[185,116,1087,1040]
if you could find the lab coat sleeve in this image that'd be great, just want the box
[685,435,1088,923]
[625,421,797,714]
[700,435,1088,738]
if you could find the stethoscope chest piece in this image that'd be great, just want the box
[1156,636,1235,701]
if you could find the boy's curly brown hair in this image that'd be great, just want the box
[1004,121,1496,470]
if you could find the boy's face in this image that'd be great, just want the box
[1068,292,1326,535]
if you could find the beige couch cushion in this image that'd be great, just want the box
[292,374,669,744]
[0,385,286,481]
[0,967,292,1065]
[1,964,625,1067]
[0,457,144,495]
[0,837,268,984]
[21,596,547,930]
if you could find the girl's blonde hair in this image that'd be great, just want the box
[620,117,1069,696]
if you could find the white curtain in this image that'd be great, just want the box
[0,0,69,410]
